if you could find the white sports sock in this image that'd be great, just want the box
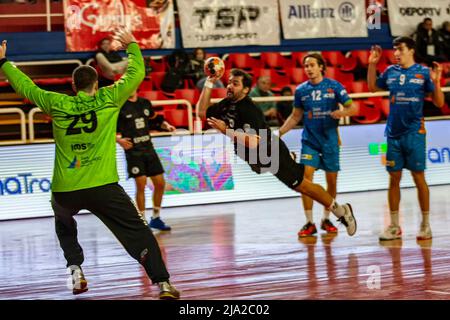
[322,209,331,220]
[390,211,399,226]
[328,200,344,218]
[153,207,161,219]
[422,211,430,226]
[305,210,313,223]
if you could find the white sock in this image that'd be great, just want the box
[322,209,331,220]
[390,211,399,226]
[153,207,161,219]
[328,200,345,218]
[422,212,430,227]
[305,210,313,223]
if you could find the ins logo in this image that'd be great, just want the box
[339,2,355,22]
[71,143,92,154]
[0,173,51,196]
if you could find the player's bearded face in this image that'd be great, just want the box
[227,76,247,101]
[394,43,414,66]
[304,58,322,79]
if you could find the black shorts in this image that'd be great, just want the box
[249,139,304,189]
[125,148,165,178]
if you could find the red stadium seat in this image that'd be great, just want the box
[292,52,311,67]
[286,67,307,84]
[149,71,166,91]
[325,66,354,83]
[210,88,228,99]
[138,90,168,101]
[260,52,295,70]
[205,53,219,59]
[383,49,396,64]
[148,57,167,72]
[322,51,345,67]
[440,103,450,116]
[227,53,262,70]
[353,50,371,68]
[351,100,382,124]
[340,54,358,72]
[139,79,153,91]
[163,109,189,128]
[174,89,200,105]
[348,81,369,93]
[221,69,232,84]
[377,61,390,74]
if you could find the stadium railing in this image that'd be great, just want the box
[3,87,449,144]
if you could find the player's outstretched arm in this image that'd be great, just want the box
[279,108,303,137]
[367,45,384,92]
[196,76,220,119]
[430,62,444,108]
[107,28,145,108]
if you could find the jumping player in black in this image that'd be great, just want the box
[196,69,357,236]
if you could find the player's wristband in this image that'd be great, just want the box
[204,80,214,89]
[0,58,7,68]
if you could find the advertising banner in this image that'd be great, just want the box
[177,0,280,48]
[64,0,175,51]
[279,0,368,39]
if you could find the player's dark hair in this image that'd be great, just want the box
[393,36,416,51]
[72,66,98,92]
[303,53,327,75]
[231,68,252,91]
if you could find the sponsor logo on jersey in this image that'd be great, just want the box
[70,143,94,154]
[409,78,424,84]
[133,135,151,144]
[68,156,81,169]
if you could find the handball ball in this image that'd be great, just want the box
[204,57,225,78]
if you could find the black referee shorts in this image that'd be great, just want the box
[126,147,165,178]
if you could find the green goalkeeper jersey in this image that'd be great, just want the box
[1,43,145,192]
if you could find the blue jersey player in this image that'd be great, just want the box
[368,37,444,241]
[279,53,357,238]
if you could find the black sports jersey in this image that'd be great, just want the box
[206,96,274,172]
[117,97,164,152]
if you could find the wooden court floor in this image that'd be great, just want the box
[1,185,450,300]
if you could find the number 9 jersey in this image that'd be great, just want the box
[376,63,435,138]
